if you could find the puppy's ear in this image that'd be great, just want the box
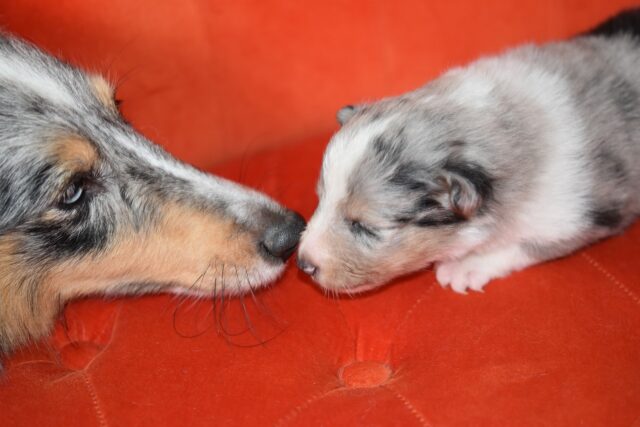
[336,105,360,125]
[437,161,494,219]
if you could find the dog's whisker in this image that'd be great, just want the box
[212,262,221,335]
[233,264,261,342]
[249,266,290,336]
[244,272,266,315]
[171,262,214,338]
[239,294,262,344]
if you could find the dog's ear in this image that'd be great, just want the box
[336,104,360,125]
[436,161,494,219]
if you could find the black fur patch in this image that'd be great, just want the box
[22,201,114,260]
[370,111,383,121]
[26,100,45,115]
[32,163,53,193]
[585,8,640,39]
[610,76,640,120]
[125,165,189,197]
[0,176,11,203]
[589,208,623,229]
[372,128,405,165]
[414,213,464,227]
[390,159,494,227]
[416,195,441,210]
[598,149,628,183]
[389,162,425,192]
[394,211,464,227]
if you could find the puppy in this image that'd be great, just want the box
[298,9,640,294]
[0,34,305,358]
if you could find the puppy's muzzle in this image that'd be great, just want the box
[297,257,318,277]
[259,211,306,262]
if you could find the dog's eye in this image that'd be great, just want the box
[348,219,378,238]
[59,179,86,208]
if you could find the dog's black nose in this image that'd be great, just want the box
[297,257,318,277]
[260,211,306,262]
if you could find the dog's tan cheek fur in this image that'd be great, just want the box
[48,203,259,298]
[0,235,58,353]
[0,203,260,356]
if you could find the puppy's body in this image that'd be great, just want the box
[0,35,304,357]
[298,10,640,294]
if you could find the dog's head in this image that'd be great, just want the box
[298,82,504,293]
[0,35,305,354]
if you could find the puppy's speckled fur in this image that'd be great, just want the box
[299,9,640,294]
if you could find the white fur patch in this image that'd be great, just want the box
[322,118,395,209]
[456,53,590,245]
[497,59,589,243]
[0,55,74,105]
[446,66,496,108]
[113,132,275,218]
[436,244,533,293]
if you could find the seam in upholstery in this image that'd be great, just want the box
[81,371,108,427]
[384,385,432,427]
[581,253,640,306]
[273,388,343,427]
[71,303,123,373]
[385,282,436,359]
[49,370,83,385]
[334,299,358,359]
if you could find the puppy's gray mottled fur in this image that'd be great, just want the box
[0,34,304,358]
[298,9,640,294]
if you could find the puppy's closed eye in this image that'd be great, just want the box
[347,219,378,238]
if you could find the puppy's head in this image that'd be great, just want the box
[298,92,499,293]
[0,35,304,353]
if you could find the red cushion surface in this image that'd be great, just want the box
[2,136,640,426]
[1,1,640,426]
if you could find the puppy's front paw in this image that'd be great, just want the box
[435,258,492,294]
[435,245,533,294]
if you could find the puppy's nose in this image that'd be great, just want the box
[297,257,318,277]
[260,211,306,262]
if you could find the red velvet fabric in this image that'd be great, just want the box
[1,1,640,426]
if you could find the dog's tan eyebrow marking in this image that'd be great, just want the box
[50,135,98,173]
[88,74,116,110]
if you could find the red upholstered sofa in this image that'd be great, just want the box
[1,1,640,425]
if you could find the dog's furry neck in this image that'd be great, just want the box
[0,272,59,356]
